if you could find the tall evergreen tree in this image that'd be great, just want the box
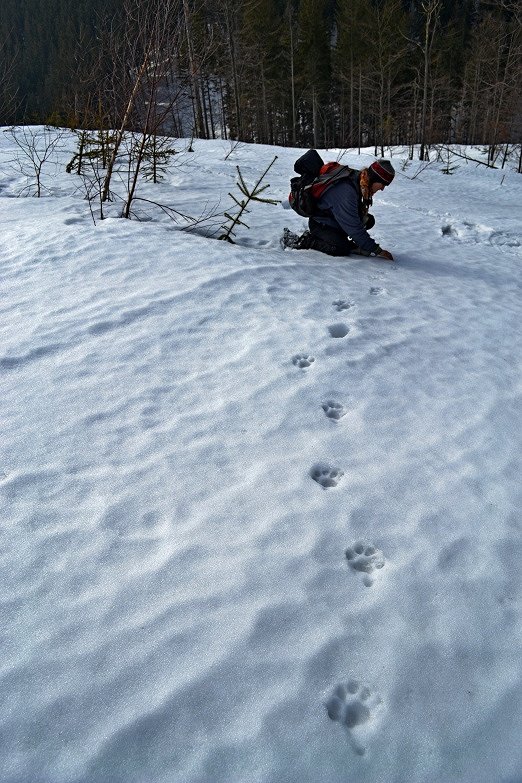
[295,0,332,147]
[364,0,409,153]
[334,0,370,148]
[239,0,284,143]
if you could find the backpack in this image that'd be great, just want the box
[288,149,354,217]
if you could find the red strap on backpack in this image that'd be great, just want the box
[311,163,348,200]
[319,162,340,175]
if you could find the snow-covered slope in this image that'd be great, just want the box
[1,131,521,783]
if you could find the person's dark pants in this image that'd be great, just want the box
[298,215,375,256]
[307,219,354,256]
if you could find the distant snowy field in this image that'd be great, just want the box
[1,128,521,783]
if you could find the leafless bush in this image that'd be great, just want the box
[6,126,65,197]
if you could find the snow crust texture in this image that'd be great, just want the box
[1,131,521,783]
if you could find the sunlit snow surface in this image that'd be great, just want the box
[1,130,521,783]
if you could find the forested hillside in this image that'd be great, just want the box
[1,0,521,153]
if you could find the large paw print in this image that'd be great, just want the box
[321,400,347,421]
[332,299,354,312]
[328,323,350,338]
[345,542,385,586]
[325,680,383,755]
[310,463,344,488]
[292,353,315,368]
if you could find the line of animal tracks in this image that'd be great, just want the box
[291,266,400,756]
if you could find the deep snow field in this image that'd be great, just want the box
[1,129,521,783]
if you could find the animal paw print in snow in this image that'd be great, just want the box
[332,299,354,312]
[321,400,346,421]
[292,354,315,368]
[310,463,344,488]
[345,542,385,586]
[325,680,383,756]
[328,323,350,338]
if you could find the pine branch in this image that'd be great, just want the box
[219,155,279,243]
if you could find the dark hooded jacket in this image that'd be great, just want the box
[314,172,380,254]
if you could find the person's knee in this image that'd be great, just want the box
[299,232,337,255]
[310,237,347,256]
[308,228,346,255]
[365,213,375,230]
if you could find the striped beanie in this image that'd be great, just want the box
[369,159,395,186]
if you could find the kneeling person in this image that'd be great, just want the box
[297,159,395,261]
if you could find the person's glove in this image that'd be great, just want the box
[371,246,394,260]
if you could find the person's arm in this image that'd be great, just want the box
[319,182,393,259]
[319,181,380,253]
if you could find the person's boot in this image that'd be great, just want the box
[295,230,313,249]
[280,227,301,249]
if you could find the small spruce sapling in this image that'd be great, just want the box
[441,146,459,175]
[141,134,177,183]
[81,156,107,223]
[219,156,279,243]
[66,130,92,175]
[66,129,118,176]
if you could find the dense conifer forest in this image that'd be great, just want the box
[1,0,521,154]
